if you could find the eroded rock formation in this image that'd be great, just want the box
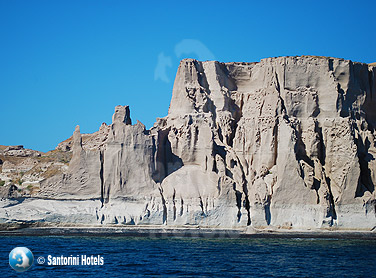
[1,56,376,230]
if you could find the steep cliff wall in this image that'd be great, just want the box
[1,56,375,230]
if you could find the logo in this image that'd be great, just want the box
[154,39,215,83]
[9,247,34,272]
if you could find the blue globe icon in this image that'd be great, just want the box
[9,247,34,272]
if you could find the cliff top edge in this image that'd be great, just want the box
[180,55,374,66]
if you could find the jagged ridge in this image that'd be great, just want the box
[1,56,376,230]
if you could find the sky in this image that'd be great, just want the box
[1,0,375,152]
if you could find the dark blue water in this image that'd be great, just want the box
[1,235,375,277]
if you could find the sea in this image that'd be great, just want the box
[1,235,376,277]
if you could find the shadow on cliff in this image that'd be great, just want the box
[152,128,183,183]
[355,137,375,197]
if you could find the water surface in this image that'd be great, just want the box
[1,235,375,277]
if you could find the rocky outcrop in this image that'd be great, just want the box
[0,144,70,199]
[3,145,42,157]
[1,56,376,230]
[56,123,110,152]
[37,106,162,225]
[37,125,103,199]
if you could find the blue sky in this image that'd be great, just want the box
[1,0,375,152]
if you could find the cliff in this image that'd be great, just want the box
[1,56,376,230]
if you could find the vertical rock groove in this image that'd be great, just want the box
[12,56,373,230]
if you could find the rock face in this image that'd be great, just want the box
[1,56,376,230]
[3,145,42,157]
[56,122,110,151]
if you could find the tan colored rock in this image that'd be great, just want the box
[102,113,157,202]
[2,56,376,230]
[56,122,110,151]
[4,145,42,157]
[38,125,103,199]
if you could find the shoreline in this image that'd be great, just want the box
[1,226,375,239]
